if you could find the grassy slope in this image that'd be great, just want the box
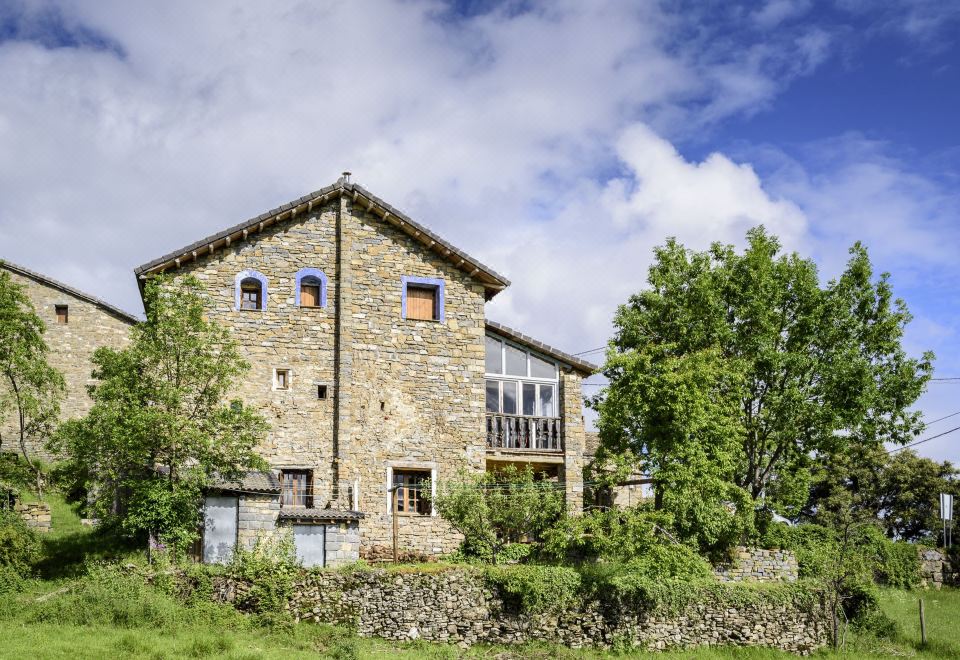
[2,497,959,659]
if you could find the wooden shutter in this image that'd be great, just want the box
[300,284,319,307]
[406,286,436,320]
[55,305,68,324]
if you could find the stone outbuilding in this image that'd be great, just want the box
[134,175,597,563]
[0,259,138,462]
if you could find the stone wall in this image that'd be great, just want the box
[236,494,282,550]
[267,568,827,653]
[166,189,588,556]
[714,547,799,583]
[0,266,134,461]
[919,548,957,589]
[15,501,51,533]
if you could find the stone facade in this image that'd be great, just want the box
[0,262,136,462]
[226,568,827,653]
[15,501,51,533]
[143,181,594,556]
[714,547,799,583]
[237,494,282,550]
[919,548,957,589]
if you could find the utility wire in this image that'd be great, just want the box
[925,410,960,426]
[889,425,960,454]
[573,346,606,356]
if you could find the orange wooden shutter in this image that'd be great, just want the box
[301,284,319,307]
[407,286,435,320]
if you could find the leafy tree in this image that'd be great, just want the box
[0,268,65,493]
[53,276,267,551]
[591,228,932,546]
[434,465,564,563]
[806,446,959,543]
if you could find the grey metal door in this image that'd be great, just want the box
[293,524,325,567]
[203,496,238,564]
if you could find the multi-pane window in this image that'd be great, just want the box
[392,469,431,515]
[282,470,312,508]
[405,285,437,321]
[55,305,68,325]
[485,335,558,418]
[240,278,263,310]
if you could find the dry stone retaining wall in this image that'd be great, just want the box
[15,501,51,532]
[259,568,827,653]
[714,547,799,583]
[919,548,957,589]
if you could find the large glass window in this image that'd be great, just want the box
[485,336,503,374]
[485,380,500,413]
[505,344,527,376]
[502,381,518,415]
[484,334,560,418]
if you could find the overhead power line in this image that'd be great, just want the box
[889,425,960,454]
[926,410,960,426]
[573,346,606,356]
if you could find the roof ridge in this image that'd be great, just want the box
[134,179,510,297]
[0,259,140,324]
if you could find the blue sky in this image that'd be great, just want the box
[0,1,958,460]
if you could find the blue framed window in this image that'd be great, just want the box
[294,268,328,308]
[235,270,268,311]
[401,276,445,322]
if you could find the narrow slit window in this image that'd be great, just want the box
[274,369,290,390]
[55,305,68,325]
[317,384,328,400]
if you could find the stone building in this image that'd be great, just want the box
[134,175,596,566]
[0,260,137,462]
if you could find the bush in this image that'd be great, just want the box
[227,533,300,614]
[0,508,41,573]
[0,563,25,595]
[541,505,678,562]
[482,564,581,613]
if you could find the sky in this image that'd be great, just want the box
[0,1,958,460]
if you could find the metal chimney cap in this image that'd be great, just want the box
[340,171,352,183]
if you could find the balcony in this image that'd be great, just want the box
[486,414,562,452]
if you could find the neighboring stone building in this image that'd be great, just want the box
[0,260,137,462]
[133,175,596,565]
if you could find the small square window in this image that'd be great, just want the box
[274,369,290,390]
[406,285,437,321]
[55,305,68,325]
[392,469,431,516]
[317,384,328,400]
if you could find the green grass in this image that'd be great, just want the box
[4,496,960,658]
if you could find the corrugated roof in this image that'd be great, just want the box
[134,178,510,298]
[0,259,140,324]
[278,508,364,522]
[207,470,281,494]
[485,320,599,375]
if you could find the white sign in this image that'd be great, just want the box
[941,493,954,521]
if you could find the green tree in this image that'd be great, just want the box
[0,268,65,493]
[591,228,932,547]
[434,465,564,563]
[53,276,267,551]
[806,446,959,543]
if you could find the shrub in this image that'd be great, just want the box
[541,505,677,562]
[0,563,25,595]
[434,465,565,563]
[0,508,41,573]
[227,533,300,614]
[482,564,581,613]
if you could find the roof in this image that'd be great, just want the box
[134,177,511,299]
[207,470,281,495]
[278,508,364,522]
[485,320,599,375]
[0,259,140,324]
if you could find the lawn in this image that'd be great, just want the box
[2,496,959,659]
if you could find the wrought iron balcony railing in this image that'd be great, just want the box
[486,414,562,452]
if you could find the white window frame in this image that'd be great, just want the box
[485,335,559,418]
[273,367,291,391]
[385,464,437,517]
